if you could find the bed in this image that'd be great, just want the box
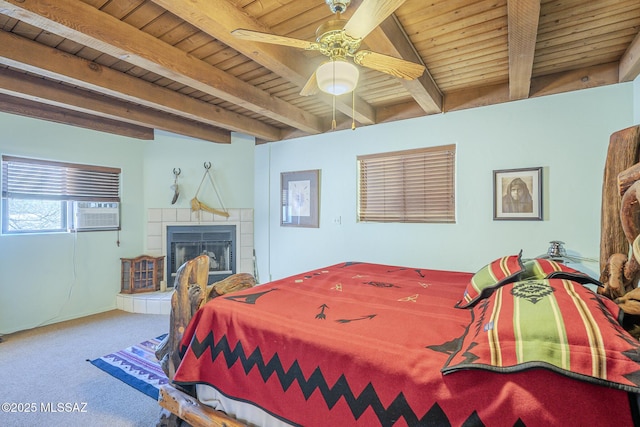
[155,125,640,427]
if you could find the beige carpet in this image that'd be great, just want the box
[0,310,169,427]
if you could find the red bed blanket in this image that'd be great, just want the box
[173,262,640,426]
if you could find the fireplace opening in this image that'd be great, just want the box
[166,225,236,285]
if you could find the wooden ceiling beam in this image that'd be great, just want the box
[0,0,325,135]
[445,82,510,112]
[445,62,619,112]
[376,99,431,123]
[0,93,155,140]
[507,0,540,100]
[150,0,376,126]
[0,30,282,142]
[365,14,442,114]
[0,68,231,144]
[530,62,619,97]
[619,30,640,82]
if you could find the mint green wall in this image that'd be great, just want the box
[0,114,145,334]
[0,117,254,334]
[255,84,635,283]
[142,131,255,210]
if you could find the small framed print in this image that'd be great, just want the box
[493,167,542,220]
[281,169,320,228]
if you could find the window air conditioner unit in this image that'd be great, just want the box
[74,201,120,231]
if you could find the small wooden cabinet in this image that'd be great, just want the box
[121,255,165,294]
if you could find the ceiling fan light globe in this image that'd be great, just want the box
[315,60,359,95]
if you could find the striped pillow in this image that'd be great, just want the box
[455,253,524,308]
[522,258,603,287]
[443,278,640,393]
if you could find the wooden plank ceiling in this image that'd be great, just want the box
[0,0,638,144]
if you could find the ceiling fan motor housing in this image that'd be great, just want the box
[316,19,361,59]
[325,0,351,14]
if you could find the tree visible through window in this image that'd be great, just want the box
[5,199,66,232]
[1,155,121,234]
[357,145,456,223]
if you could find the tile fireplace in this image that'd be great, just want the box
[147,207,254,285]
[118,208,254,314]
[166,224,236,284]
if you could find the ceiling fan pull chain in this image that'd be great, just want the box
[332,94,337,129]
[332,59,337,129]
[351,89,356,130]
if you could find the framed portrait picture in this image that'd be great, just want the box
[281,169,320,227]
[493,167,542,220]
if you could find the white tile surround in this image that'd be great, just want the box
[116,290,172,315]
[116,207,254,314]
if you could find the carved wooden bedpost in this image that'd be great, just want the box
[155,256,256,427]
[155,254,210,380]
[600,126,640,301]
[600,125,640,276]
[156,254,257,379]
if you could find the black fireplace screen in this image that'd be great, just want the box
[166,225,236,285]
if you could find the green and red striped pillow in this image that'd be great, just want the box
[444,278,640,393]
[455,253,524,308]
[522,258,602,287]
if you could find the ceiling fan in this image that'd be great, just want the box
[231,0,425,96]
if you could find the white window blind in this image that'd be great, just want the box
[357,145,456,223]
[2,155,121,202]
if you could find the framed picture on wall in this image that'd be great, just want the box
[493,167,542,220]
[281,169,320,227]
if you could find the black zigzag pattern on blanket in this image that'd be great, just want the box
[187,331,474,426]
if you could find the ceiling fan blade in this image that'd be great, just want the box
[343,0,408,40]
[299,73,319,96]
[231,29,317,50]
[354,50,424,80]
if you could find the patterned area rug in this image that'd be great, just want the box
[89,334,168,400]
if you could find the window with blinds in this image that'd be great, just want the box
[1,155,121,233]
[357,145,456,223]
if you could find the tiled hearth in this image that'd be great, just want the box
[117,207,254,314]
[116,291,172,315]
